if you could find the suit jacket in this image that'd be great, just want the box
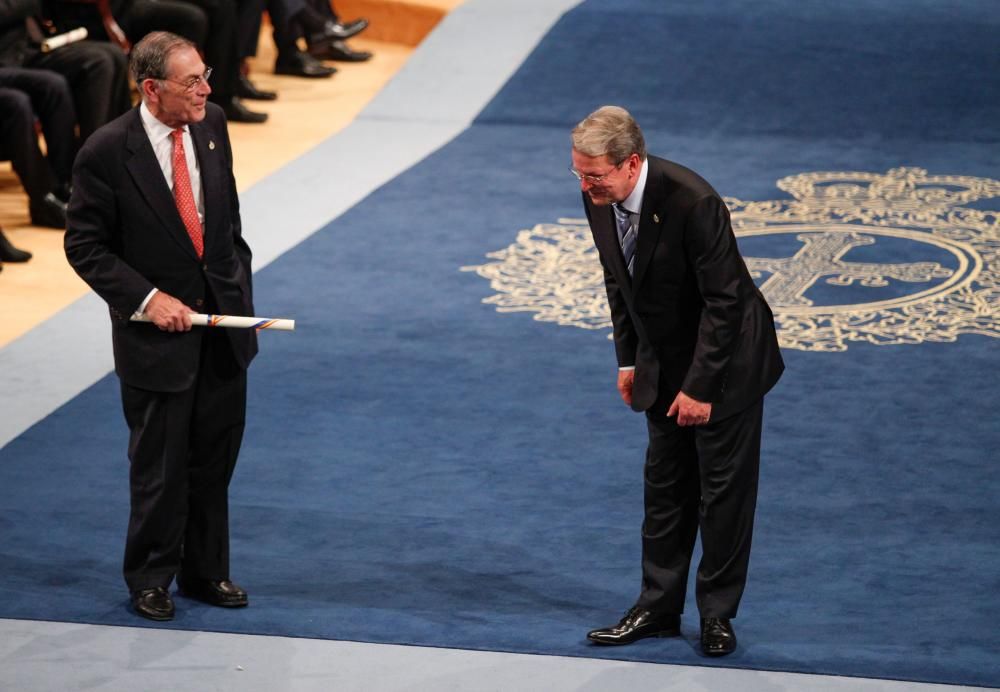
[65,103,257,392]
[585,155,783,420]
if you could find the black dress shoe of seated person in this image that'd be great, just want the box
[320,18,368,41]
[178,577,248,607]
[0,229,32,262]
[28,192,67,229]
[275,51,337,78]
[587,607,681,645]
[236,74,277,101]
[700,617,737,656]
[221,96,268,124]
[309,39,372,62]
[130,587,175,621]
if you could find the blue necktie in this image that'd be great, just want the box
[613,203,637,276]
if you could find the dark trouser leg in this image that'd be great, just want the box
[237,0,267,58]
[120,331,247,591]
[28,41,130,141]
[126,0,209,46]
[638,411,699,614]
[693,399,763,619]
[182,0,240,102]
[0,88,56,201]
[181,330,246,580]
[120,378,198,592]
[268,0,306,62]
[0,68,77,185]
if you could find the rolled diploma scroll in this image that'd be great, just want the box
[41,27,88,53]
[131,313,295,331]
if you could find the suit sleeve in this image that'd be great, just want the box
[681,194,746,400]
[601,254,637,368]
[64,139,155,318]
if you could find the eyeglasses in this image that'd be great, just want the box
[160,67,213,93]
[568,159,625,184]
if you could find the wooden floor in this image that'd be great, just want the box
[0,1,462,347]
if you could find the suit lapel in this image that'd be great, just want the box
[632,161,686,290]
[189,120,220,253]
[124,110,201,261]
[632,195,666,290]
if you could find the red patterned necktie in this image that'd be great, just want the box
[170,128,203,258]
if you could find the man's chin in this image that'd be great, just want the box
[587,193,611,206]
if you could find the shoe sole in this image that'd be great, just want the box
[587,627,681,645]
[177,588,248,608]
[132,606,174,621]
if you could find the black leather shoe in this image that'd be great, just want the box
[317,18,367,41]
[221,96,268,123]
[309,40,372,62]
[178,577,248,607]
[0,229,31,262]
[236,74,277,101]
[28,192,67,229]
[700,617,737,656]
[130,587,175,621]
[305,18,368,55]
[587,606,681,645]
[275,51,337,78]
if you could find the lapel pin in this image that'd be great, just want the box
[653,213,660,223]
[209,141,216,150]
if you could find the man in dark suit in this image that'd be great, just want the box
[64,31,258,622]
[573,106,784,657]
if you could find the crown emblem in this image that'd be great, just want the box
[463,169,999,352]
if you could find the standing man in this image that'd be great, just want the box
[65,31,258,622]
[572,106,783,657]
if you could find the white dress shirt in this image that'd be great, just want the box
[133,102,206,316]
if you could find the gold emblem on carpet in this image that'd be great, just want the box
[462,168,999,352]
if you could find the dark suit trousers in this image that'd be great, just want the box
[25,41,130,141]
[638,398,763,619]
[0,68,77,186]
[120,329,247,592]
[0,86,57,201]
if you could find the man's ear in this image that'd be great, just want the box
[140,78,158,104]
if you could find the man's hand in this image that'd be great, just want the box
[617,369,634,406]
[667,390,712,426]
[144,292,194,332]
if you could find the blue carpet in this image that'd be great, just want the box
[1,0,998,687]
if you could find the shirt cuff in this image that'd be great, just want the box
[618,365,635,371]
[132,288,159,319]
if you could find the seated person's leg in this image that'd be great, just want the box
[0,67,78,199]
[0,87,67,229]
[27,41,131,141]
[126,0,209,46]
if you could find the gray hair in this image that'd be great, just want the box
[571,105,646,163]
[130,31,196,85]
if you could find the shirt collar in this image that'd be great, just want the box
[619,157,649,216]
[139,101,187,145]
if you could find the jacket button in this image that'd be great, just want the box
[202,264,208,271]
[195,299,204,307]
